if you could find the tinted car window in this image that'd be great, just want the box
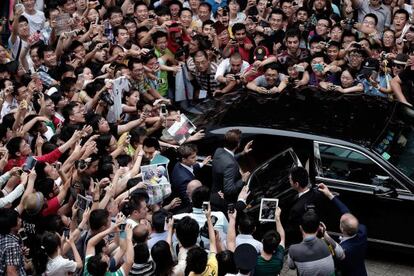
[318,144,389,185]
[248,150,296,207]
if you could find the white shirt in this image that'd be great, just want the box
[215,58,250,81]
[45,255,77,276]
[224,148,235,157]
[236,234,263,253]
[126,218,139,229]
[23,10,46,34]
[180,162,204,175]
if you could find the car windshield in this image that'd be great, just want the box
[373,106,414,181]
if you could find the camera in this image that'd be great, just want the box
[234,75,241,80]
[100,91,114,106]
[76,159,88,170]
[344,18,355,31]
[149,14,156,19]
[227,203,235,214]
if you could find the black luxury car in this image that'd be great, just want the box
[191,88,414,252]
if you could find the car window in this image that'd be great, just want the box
[248,149,297,206]
[317,143,402,187]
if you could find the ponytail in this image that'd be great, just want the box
[32,232,61,275]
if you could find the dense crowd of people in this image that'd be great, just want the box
[0,0,413,275]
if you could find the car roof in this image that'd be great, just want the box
[194,88,397,147]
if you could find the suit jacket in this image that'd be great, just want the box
[171,162,201,207]
[286,188,327,245]
[332,197,368,276]
[211,148,244,211]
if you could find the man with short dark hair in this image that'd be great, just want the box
[351,0,391,32]
[286,166,327,245]
[147,210,168,250]
[174,216,200,276]
[187,50,220,99]
[171,144,211,211]
[210,129,252,212]
[288,210,345,275]
[0,208,26,276]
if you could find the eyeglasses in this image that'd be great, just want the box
[392,64,405,69]
[363,20,375,26]
[349,54,362,58]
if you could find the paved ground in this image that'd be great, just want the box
[280,252,414,275]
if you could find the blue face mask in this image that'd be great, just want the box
[313,63,324,73]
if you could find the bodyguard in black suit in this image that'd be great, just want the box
[318,183,368,276]
[210,129,252,212]
[286,166,328,245]
[171,144,211,212]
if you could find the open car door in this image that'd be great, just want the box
[245,148,302,217]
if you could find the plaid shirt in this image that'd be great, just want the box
[187,57,220,94]
[0,234,26,276]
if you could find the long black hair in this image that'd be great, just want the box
[151,240,176,276]
[32,231,61,275]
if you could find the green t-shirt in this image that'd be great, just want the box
[83,255,124,276]
[254,245,284,276]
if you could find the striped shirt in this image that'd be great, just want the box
[130,260,156,276]
[288,235,344,276]
[187,58,220,94]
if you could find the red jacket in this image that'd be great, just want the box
[4,148,62,172]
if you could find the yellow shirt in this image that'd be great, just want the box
[189,253,218,276]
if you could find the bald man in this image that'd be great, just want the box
[318,183,367,276]
[186,180,202,200]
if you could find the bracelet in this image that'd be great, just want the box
[93,199,99,202]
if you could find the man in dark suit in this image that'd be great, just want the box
[210,129,252,212]
[318,183,368,276]
[171,144,211,212]
[286,166,328,245]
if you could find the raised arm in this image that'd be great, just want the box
[318,183,350,215]
[205,203,217,253]
[85,223,118,256]
[120,224,135,275]
[226,210,237,252]
[16,170,36,215]
[275,207,285,248]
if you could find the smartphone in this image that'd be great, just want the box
[202,201,210,212]
[76,194,92,210]
[23,156,37,172]
[234,75,240,80]
[164,214,172,231]
[160,104,167,116]
[119,223,126,231]
[149,14,156,19]
[228,203,235,214]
